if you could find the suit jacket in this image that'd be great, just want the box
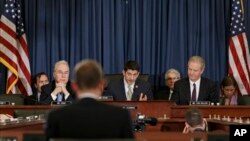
[155,86,174,101]
[24,92,40,105]
[173,77,219,105]
[45,98,134,140]
[104,78,154,100]
[40,80,75,105]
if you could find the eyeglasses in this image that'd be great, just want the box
[166,77,180,81]
[56,70,69,75]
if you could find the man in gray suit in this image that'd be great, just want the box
[173,56,219,105]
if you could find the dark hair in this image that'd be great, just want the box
[220,76,238,89]
[74,60,104,89]
[124,60,140,72]
[33,72,48,84]
[185,108,203,127]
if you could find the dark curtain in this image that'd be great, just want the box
[1,0,250,94]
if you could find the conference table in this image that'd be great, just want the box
[1,101,250,118]
[1,101,249,141]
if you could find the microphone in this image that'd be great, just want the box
[142,117,158,126]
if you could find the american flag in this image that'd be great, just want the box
[228,0,250,95]
[0,0,32,96]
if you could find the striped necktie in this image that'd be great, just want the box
[127,85,133,101]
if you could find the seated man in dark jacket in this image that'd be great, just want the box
[40,60,75,104]
[156,68,180,100]
[104,60,153,101]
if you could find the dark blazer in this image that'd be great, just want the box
[155,86,174,100]
[173,77,219,105]
[104,78,154,100]
[40,80,75,105]
[24,92,40,105]
[45,98,134,140]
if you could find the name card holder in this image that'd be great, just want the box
[0,101,10,105]
[51,101,72,105]
[189,101,210,105]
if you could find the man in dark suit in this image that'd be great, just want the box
[25,72,49,105]
[45,60,134,140]
[173,56,219,105]
[155,68,180,100]
[104,60,153,101]
[40,60,75,105]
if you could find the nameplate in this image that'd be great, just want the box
[98,96,113,101]
[51,101,72,105]
[0,137,17,141]
[0,101,10,105]
[122,106,137,110]
[189,101,210,105]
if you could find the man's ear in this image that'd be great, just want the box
[34,84,38,89]
[99,79,106,92]
[122,70,125,76]
[71,81,79,93]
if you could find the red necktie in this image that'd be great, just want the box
[191,83,196,101]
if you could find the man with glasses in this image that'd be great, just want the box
[155,68,180,100]
[40,60,75,105]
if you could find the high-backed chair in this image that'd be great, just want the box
[0,94,24,105]
[238,95,250,105]
[104,74,149,86]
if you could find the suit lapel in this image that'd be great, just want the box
[185,78,191,102]
[198,77,204,100]
[120,79,127,100]
[132,81,141,100]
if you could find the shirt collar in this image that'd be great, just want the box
[123,78,135,88]
[189,78,201,85]
[77,92,99,100]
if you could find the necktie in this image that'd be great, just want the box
[127,85,133,101]
[191,83,196,101]
[57,93,63,102]
[169,91,173,101]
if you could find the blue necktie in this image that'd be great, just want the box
[57,93,63,102]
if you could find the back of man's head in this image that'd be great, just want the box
[185,108,203,127]
[74,60,104,90]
